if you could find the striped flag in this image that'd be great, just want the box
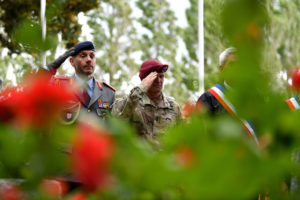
[286,96,300,111]
[208,84,259,145]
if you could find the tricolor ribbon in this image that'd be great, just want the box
[286,96,300,111]
[208,84,259,145]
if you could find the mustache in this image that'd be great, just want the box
[152,83,162,86]
[84,64,94,68]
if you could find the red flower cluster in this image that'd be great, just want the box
[71,123,115,192]
[0,73,75,128]
[66,191,87,200]
[291,67,300,92]
[0,183,24,200]
[182,101,203,119]
[175,145,195,168]
[40,179,69,197]
[0,86,22,124]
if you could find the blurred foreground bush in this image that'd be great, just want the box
[0,73,299,199]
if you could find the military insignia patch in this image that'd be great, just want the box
[98,100,109,109]
[66,112,73,120]
[59,102,81,125]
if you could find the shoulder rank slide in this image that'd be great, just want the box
[53,75,74,86]
[102,81,115,91]
[96,81,103,89]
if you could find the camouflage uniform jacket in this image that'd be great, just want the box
[112,84,181,139]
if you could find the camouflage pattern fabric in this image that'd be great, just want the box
[112,84,181,139]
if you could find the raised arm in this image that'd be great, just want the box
[46,47,75,74]
[112,72,158,118]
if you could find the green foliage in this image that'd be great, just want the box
[265,0,300,71]
[0,51,37,86]
[86,0,139,92]
[1,0,300,199]
[161,116,292,199]
[0,0,99,87]
[182,0,226,91]
[136,0,178,60]
[136,0,196,103]
[263,0,300,93]
[0,124,73,191]
[0,0,98,54]
[13,19,57,55]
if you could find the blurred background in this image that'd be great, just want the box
[1,0,300,199]
[1,0,299,104]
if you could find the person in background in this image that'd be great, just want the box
[43,41,116,191]
[197,48,259,145]
[46,41,115,123]
[197,47,236,115]
[112,59,181,142]
[285,86,300,197]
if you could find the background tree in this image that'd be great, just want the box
[0,0,98,86]
[0,52,35,86]
[1,1,300,199]
[86,0,139,94]
[0,0,98,54]
[264,0,300,93]
[182,0,226,89]
[136,0,196,103]
[2,0,300,102]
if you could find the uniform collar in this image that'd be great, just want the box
[161,93,171,108]
[74,73,94,89]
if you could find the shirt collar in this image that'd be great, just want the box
[87,78,94,89]
[74,74,94,89]
[161,93,171,108]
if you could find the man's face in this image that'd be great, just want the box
[148,72,164,94]
[220,53,236,72]
[70,50,96,77]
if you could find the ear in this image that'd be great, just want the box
[69,57,75,67]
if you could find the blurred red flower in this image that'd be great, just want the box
[0,87,23,124]
[0,183,24,200]
[0,73,75,128]
[40,179,69,197]
[175,145,195,168]
[291,67,300,92]
[66,191,87,200]
[246,21,262,41]
[71,123,115,192]
[182,101,203,119]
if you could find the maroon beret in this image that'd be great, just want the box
[139,59,168,80]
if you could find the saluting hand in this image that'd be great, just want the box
[47,47,75,70]
[142,72,157,89]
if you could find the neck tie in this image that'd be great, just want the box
[82,84,90,105]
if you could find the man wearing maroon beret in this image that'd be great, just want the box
[112,59,181,142]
